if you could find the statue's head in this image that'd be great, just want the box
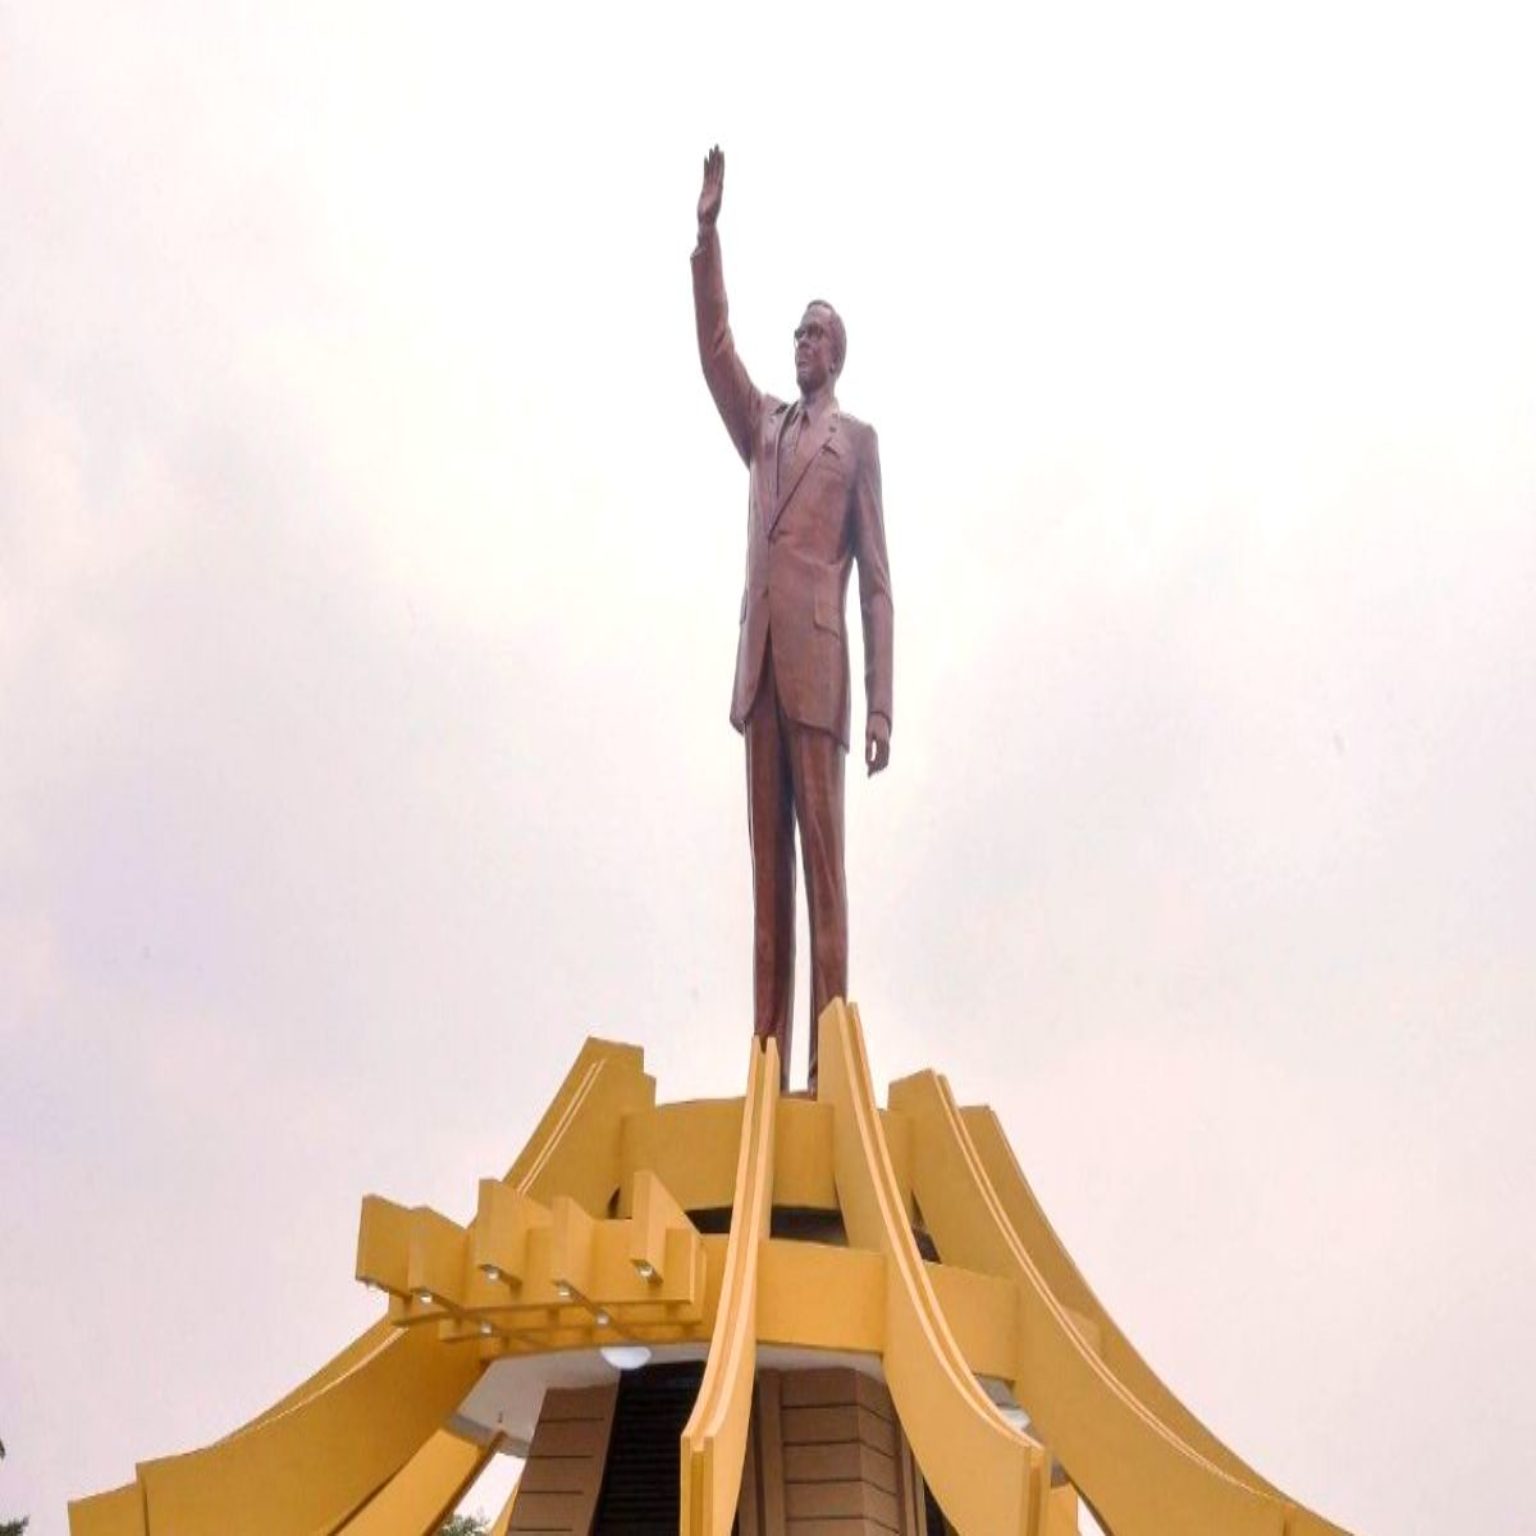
[794,300,846,395]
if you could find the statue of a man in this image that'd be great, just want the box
[692,145,894,1092]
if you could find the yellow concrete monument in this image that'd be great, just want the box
[70,1005,1352,1535]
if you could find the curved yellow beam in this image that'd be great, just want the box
[134,1322,482,1536]
[680,1038,779,1536]
[962,1104,1352,1536]
[892,1070,1312,1536]
[80,1040,650,1536]
[504,1038,654,1211]
[231,1321,396,1438]
[334,1430,499,1536]
[66,1484,145,1536]
[821,1001,1050,1535]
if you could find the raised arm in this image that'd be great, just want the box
[692,146,763,464]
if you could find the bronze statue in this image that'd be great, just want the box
[692,145,894,1092]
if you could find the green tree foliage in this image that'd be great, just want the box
[439,1516,488,1536]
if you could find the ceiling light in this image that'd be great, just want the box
[599,1345,651,1372]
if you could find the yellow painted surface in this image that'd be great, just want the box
[549,1195,598,1296]
[821,1001,1049,1536]
[231,1319,396,1435]
[682,1039,779,1536]
[335,1430,498,1536]
[73,1038,648,1533]
[772,1097,837,1207]
[1047,1481,1080,1536]
[878,1106,917,1223]
[67,1483,146,1536]
[282,1044,646,1432]
[963,1105,1354,1536]
[507,1039,656,1213]
[356,1050,689,1354]
[962,1108,1274,1486]
[408,1205,475,1306]
[619,1098,743,1213]
[892,1070,1291,1536]
[924,1260,1018,1381]
[72,1026,1349,1536]
[136,1321,482,1536]
[618,1094,900,1218]
[473,1182,552,1286]
[630,1169,693,1280]
[425,1212,707,1349]
[356,1197,416,1296]
[698,1232,727,1337]
[757,1240,886,1354]
[370,1195,706,1344]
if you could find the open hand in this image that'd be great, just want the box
[698,145,724,229]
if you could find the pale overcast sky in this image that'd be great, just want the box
[3,4,1534,1533]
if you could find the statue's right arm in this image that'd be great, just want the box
[692,148,761,465]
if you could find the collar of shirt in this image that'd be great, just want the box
[789,394,838,434]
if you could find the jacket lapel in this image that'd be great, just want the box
[770,407,840,535]
[764,403,791,531]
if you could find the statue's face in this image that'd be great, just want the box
[794,306,838,395]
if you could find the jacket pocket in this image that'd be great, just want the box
[810,443,849,486]
[812,589,843,636]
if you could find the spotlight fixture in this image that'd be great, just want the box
[594,1309,611,1328]
[481,1264,503,1284]
[416,1291,434,1305]
[634,1260,656,1280]
[555,1283,573,1301]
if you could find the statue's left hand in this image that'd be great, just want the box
[865,715,891,776]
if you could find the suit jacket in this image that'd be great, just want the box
[692,226,894,752]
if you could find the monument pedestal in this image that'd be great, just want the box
[69,1004,1349,1536]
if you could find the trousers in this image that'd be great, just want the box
[744,641,847,1091]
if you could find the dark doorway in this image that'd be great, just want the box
[590,1360,706,1534]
